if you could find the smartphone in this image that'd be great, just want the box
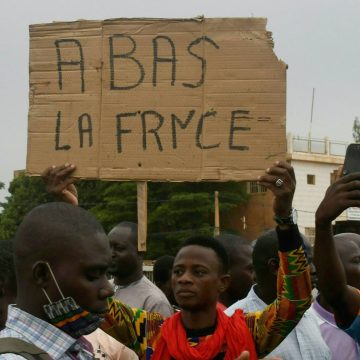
[342,143,360,176]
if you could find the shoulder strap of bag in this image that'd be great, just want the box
[0,338,52,360]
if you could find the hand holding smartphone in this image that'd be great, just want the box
[342,143,360,176]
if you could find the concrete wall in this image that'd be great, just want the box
[291,159,346,240]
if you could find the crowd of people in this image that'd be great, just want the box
[0,160,358,359]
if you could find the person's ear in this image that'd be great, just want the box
[219,274,231,293]
[268,258,280,276]
[32,261,51,288]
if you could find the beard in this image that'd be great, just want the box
[108,263,135,278]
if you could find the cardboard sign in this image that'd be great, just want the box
[27,17,287,181]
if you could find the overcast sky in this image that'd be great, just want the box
[0,0,359,200]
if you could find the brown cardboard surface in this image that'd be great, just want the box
[27,17,287,181]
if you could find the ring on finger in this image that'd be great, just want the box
[275,178,284,187]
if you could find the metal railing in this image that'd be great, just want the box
[288,134,348,157]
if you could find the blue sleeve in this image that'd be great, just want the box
[344,316,360,344]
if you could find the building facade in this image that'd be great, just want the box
[289,135,347,243]
[224,134,349,243]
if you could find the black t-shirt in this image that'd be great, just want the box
[170,324,226,360]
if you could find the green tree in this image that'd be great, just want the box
[352,116,360,142]
[78,181,138,232]
[76,180,248,258]
[0,174,52,239]
[146,181,248,258]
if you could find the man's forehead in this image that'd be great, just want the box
[109,226,136,243]
[175,245,218,265]
[80,253,111,267]
[336,239,360,260]
[347,241,360,256]
[229,243,252,261]
[73,232,110,257]
[50,239,111,272]
[79,241,111,264]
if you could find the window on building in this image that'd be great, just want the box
[307,174,315,185]
[305,227,315,245]
[247,181,267,194]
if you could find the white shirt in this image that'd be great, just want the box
[226,286,331,360]
[113,275,173,317]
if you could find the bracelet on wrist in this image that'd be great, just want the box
[274,208,297,225]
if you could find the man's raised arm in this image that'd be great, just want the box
[314,171,360,333]
[244,161,312,356]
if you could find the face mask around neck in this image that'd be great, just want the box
[42,262,103,338]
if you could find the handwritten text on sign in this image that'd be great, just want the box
[27,18,287,181]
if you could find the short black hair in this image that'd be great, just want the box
[153,255,175,284]
[253,229,311,276]
[0,240,16,293]
[252,229,279,277]
[14,202,106,269]
[182,235,229,273]
[113,221,138,235]
[215,233,250,266]
[109,221,138,249]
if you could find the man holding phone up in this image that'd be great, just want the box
[314,165,360,347]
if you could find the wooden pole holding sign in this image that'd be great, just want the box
[137,182,148,251]
[214,191,220,237]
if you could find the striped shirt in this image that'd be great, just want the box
[0,305,94,360]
